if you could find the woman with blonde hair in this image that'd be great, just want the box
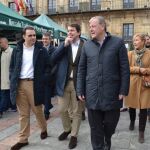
[125,33,150,143]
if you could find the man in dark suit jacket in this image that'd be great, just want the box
[10,26,49,150]
[51,24,84,149]
[42,32,57,120]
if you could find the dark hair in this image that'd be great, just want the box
[69,24,81,33]
[42,32,51,39]
[22,26,35,35]
[145,34,150,38]
[68,24,81,37]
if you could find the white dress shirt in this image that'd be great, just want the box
[20,45,34,79]
[70,39,80,78]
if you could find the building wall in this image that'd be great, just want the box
[1,0,150,38]
[51,10,150,38]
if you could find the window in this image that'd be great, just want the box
[123,0,134,8]
[48,0,56,14]
[91,0,101,10]
[69,0,78,12]
[9,2,17,12]
[123,24,134,41]
[28,0,36,15]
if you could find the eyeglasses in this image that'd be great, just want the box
[27,34,36,37]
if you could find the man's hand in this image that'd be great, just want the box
[64,36,73,47]
[119,94,125,101]
[78,95,85,102]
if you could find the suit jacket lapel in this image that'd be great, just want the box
[33,45,40,67]
[67,45,73,64]
[74,40,84,64]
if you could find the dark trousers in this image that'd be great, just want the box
[148,109,150,116]
[88,109,120,150]
[129,108,147,132]
[44,87,53,115]
[0,90,16,113]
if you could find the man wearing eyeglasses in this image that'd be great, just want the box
[10,26,50,150]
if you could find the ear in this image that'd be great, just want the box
[23,34,25,40]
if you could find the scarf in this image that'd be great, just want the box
[134,48,146,67]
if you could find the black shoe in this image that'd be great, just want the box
[148,115,150,122]
[138,131,144,143]
[58,131,71,141]
[0,112,3,118]
[45,114,49,120]
[40,131,48,139]
[68,136,77,149]
[10,142,28,150]
[129,121,135,131]
[120,108,128,112]
[82,111,86,120]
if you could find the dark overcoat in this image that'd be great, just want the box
[9,40,51,106]
[76,33,130,110]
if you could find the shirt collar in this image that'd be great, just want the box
[44,44,50,51]
[72,39,80,47]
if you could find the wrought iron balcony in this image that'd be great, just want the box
[47,0,150,15]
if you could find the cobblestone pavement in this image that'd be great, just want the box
[0,99,150,150]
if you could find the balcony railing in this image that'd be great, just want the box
[48,8,56,14]
[26,7,37,16]
[12,0,148,16]
[46,0,150,15]
[123,2,134,9]
[123,35,133,41]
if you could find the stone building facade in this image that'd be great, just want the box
[1,0,150,47]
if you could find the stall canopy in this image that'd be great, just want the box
[0,2,54,38]
[34,14,67,40]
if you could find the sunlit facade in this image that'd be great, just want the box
[1,0,150,47]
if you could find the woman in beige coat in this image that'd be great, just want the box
[125,33,150,143]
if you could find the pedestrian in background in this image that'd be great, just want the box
[10,26,50,150]
[125,33,150,143]
[145,34,150,122]
[145,34,150,49]
[0,37,16,119]
[77,16,130,150]
[51,24,84,149]
[42,32,57,120]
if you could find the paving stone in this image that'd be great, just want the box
[1,104,150,150]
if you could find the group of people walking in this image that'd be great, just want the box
[0,15,150,150]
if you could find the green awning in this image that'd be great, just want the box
[0,2,54,36]
[34,14,67,39]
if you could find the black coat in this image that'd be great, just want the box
[76,33,130,110]
[9,40,51,106]
[46,44,57,98]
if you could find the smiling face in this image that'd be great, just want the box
[89,17,105,40]
[42,35,51,47]
[23,29,36,47]
[133,34,145,50]
[67,26,80,43]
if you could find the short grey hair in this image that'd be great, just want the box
[89,16,107,31]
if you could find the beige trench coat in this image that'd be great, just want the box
[1,46,13,89]
[125,49,150,109]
